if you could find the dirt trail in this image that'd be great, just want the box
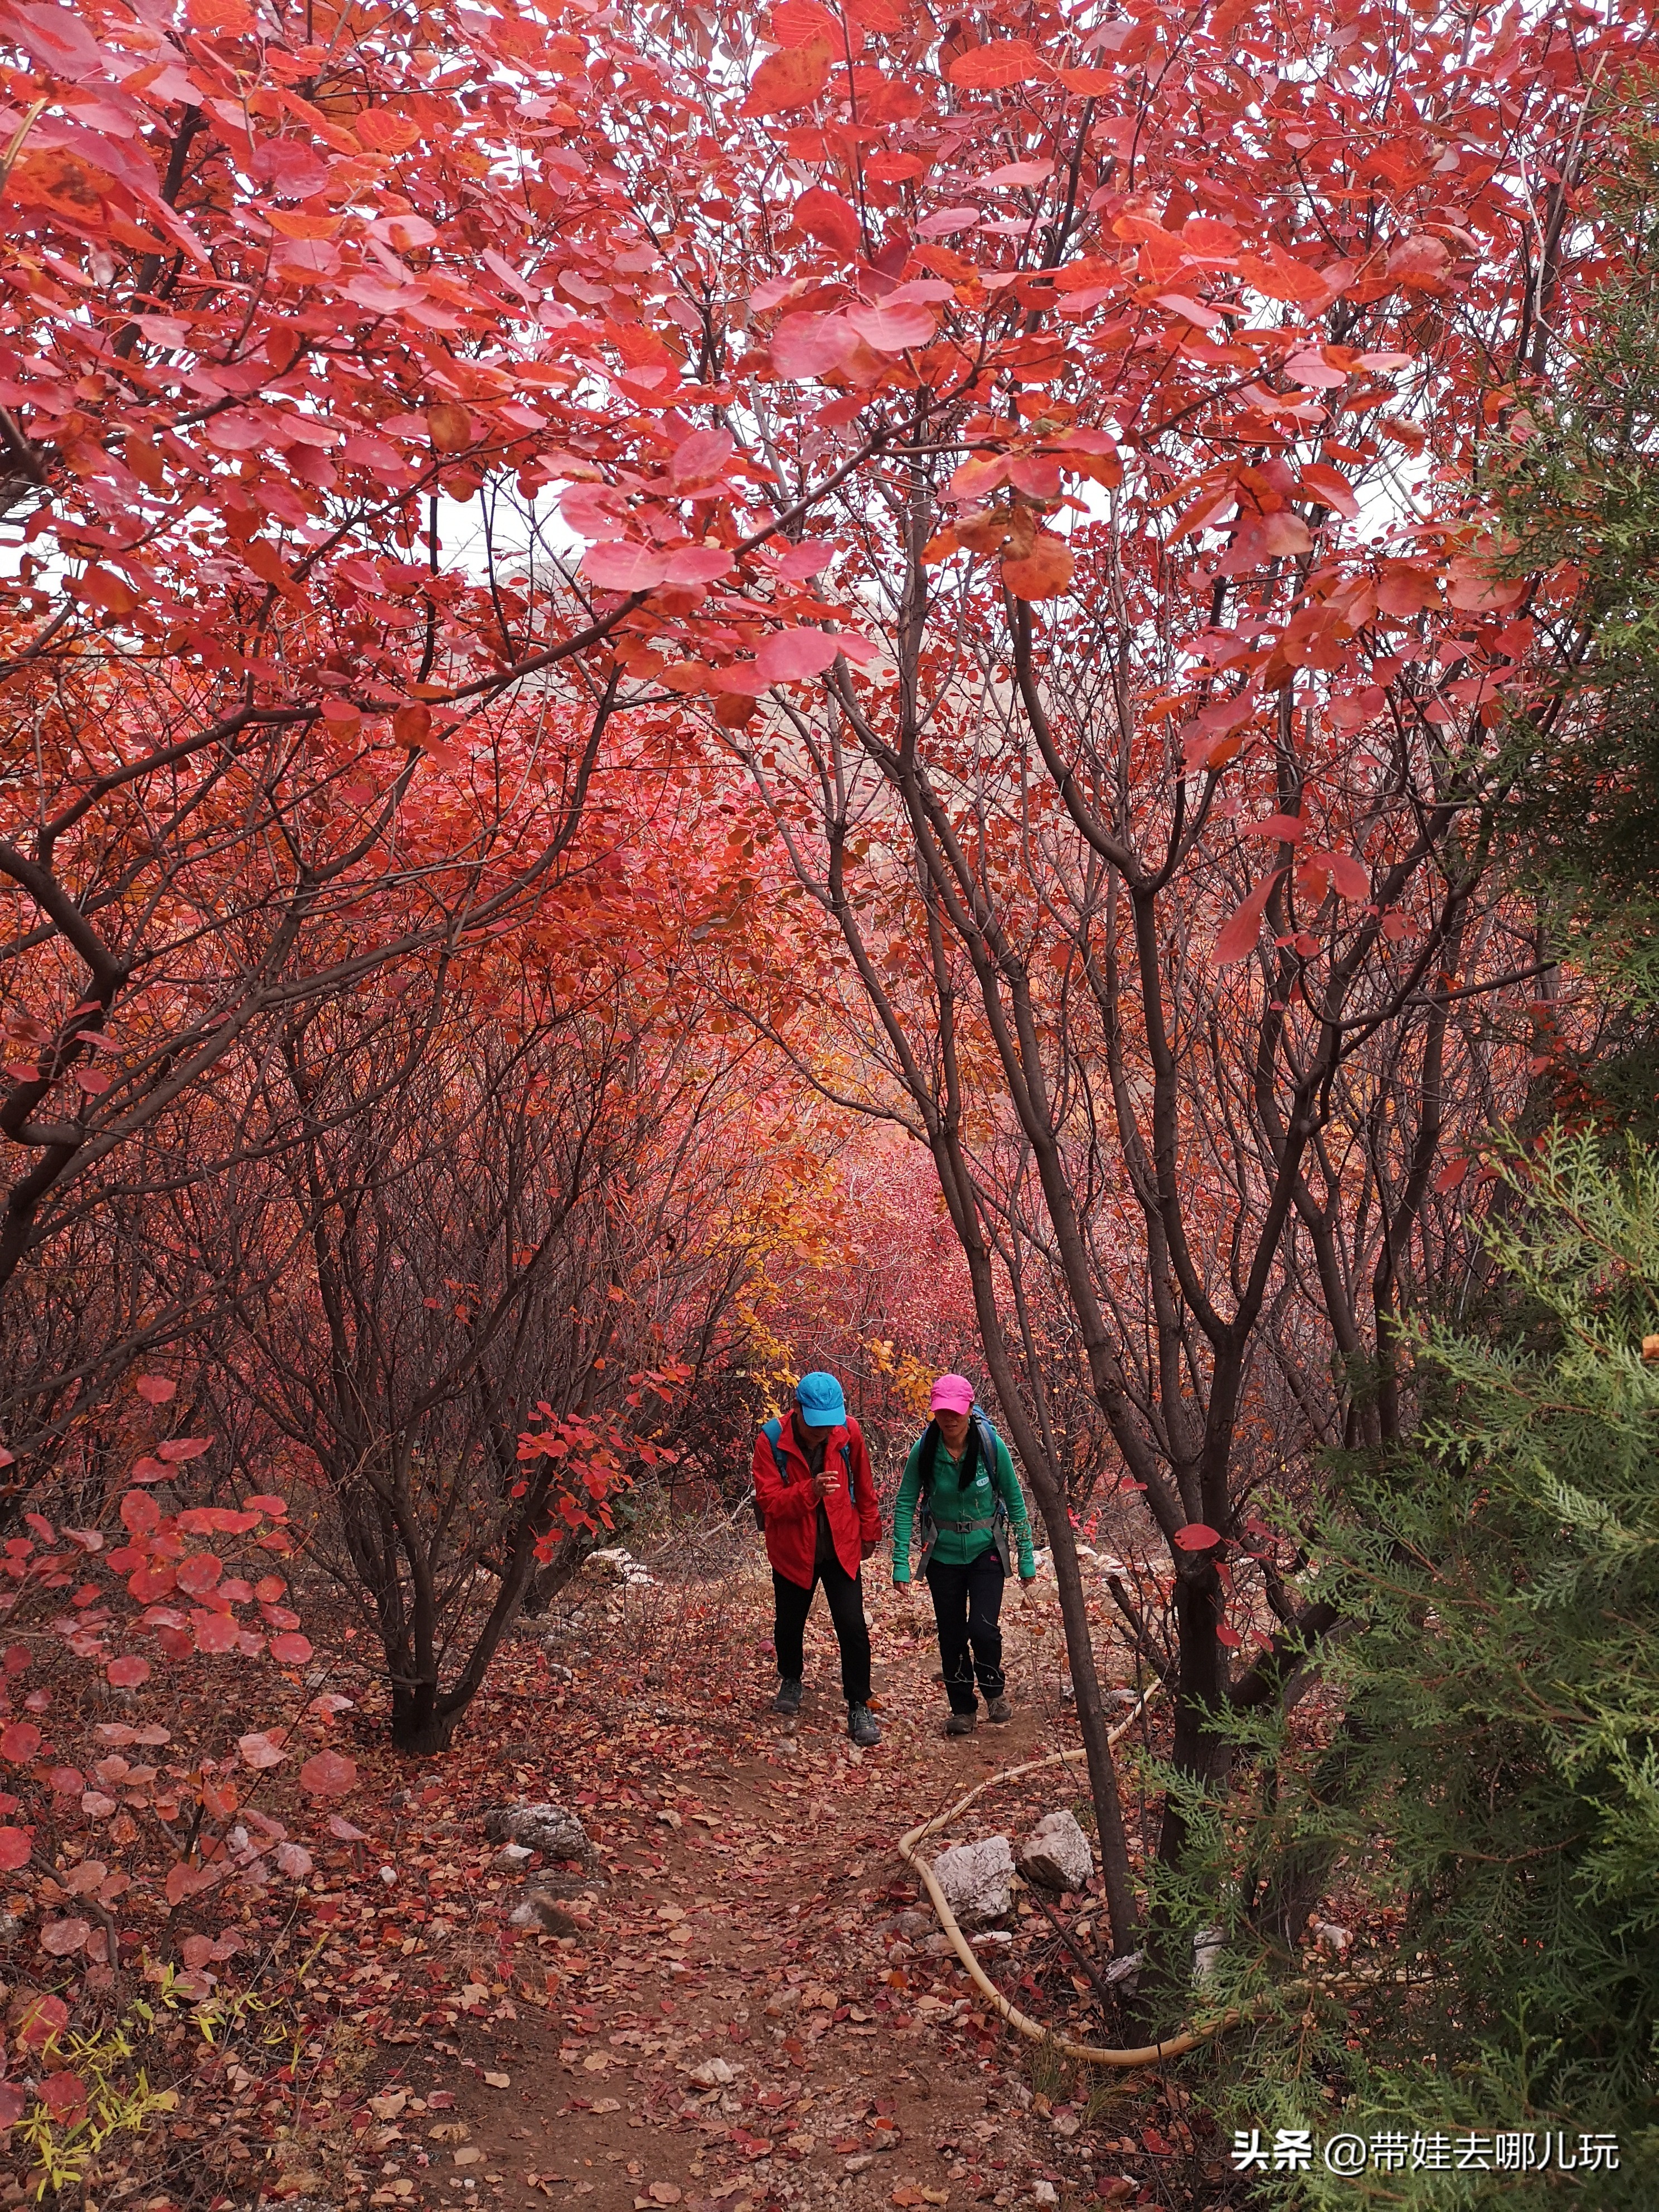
[332,1570,1188,2212]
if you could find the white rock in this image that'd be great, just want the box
[1031,2182,1059,2206]
[483,1800,593,1863]
[1193,1925,1224,1983]
[496,1842,535,1870]
[930,1836,1014,1927]
[688,2058,735,2088]
[1017,1810,1093,1894]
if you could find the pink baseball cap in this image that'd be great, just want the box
[930,1373,975,1417]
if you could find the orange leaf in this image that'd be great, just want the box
[1001,532,1073,601]
[355,110,421,154]
[427,402,473,453]
[743,40,833,113]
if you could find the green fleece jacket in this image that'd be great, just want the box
[890,1420,1037,1583]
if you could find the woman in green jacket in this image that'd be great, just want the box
[892,1374,1037,1735]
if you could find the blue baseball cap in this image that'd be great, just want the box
[795,1371,847,1428]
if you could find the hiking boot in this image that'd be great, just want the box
[944,1711,977,1736]
[847,1702,881,1748]
[986,1694,1013,1723]
[771,1676,803,1716]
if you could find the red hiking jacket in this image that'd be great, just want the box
[751,1413,881,1589]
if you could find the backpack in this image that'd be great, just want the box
[915,1407,1013,1575]
[753,1415,855,1534]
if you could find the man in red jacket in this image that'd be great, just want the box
[752,1370,883,1747]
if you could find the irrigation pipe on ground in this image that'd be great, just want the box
[896,1690,1245,2069]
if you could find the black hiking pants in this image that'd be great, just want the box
[926,1548,1006,1713]
[772,1555,872,1706]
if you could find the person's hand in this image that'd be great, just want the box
[894,1577,915,1602]
[860,1537,880,1561]
[1018,1575,1039,1607]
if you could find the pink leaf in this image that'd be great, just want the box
[40,1917,90,1957]
[274,1840,313,1878]
[1212,870,1286,965]
[754,629,844,683]
[0,1826,32,1870]
[662,546,733,586]
[777,540,835,582]
[1172,1523,1223,1551]
[843,302,936,353]
[134,1376,176,1405]
[1283,348,1349,389]
[299,1749,358,1799]
[105,1656,150,1688]
[72,1064,110,1095]
[668,428,735,485]
[192,1612,239,1656]
[580,542,670,592]
[769,312,860,380]
[327,1814,368,1841]
[0,2080,25,2126]
[237,1730,287,1769]
[269,1632,313,1663]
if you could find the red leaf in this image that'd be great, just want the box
[15,1993,67,2048]
[299,1749,358,1799]
[1216,1623,1244,1650]
[1434,1155,1471,1194]
[72,1064,110,1094]
[947,39,1047,89]
[134,1375,176,1405]
[37,2070,86,2118]
[0,2080,25,2126]
[1212,870,1286,965]
[1240,814,1306,843]
[1172,1523,1223,1551]
[1314,849,1369,900]
[1,1721,41,1762]
[40,1917,90,1957]
[269,1632,313,1663]
[0,1825,32,1870]
[794,186,862,259]
[192,1612,239,1655]
[106,1655,150,1688]
[120,1489,161,1534]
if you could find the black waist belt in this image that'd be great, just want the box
[935,1515,996,1532]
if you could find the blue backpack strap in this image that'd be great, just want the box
[762,1416,790,1485]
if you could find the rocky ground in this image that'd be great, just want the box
[230,1541,1230,2212]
